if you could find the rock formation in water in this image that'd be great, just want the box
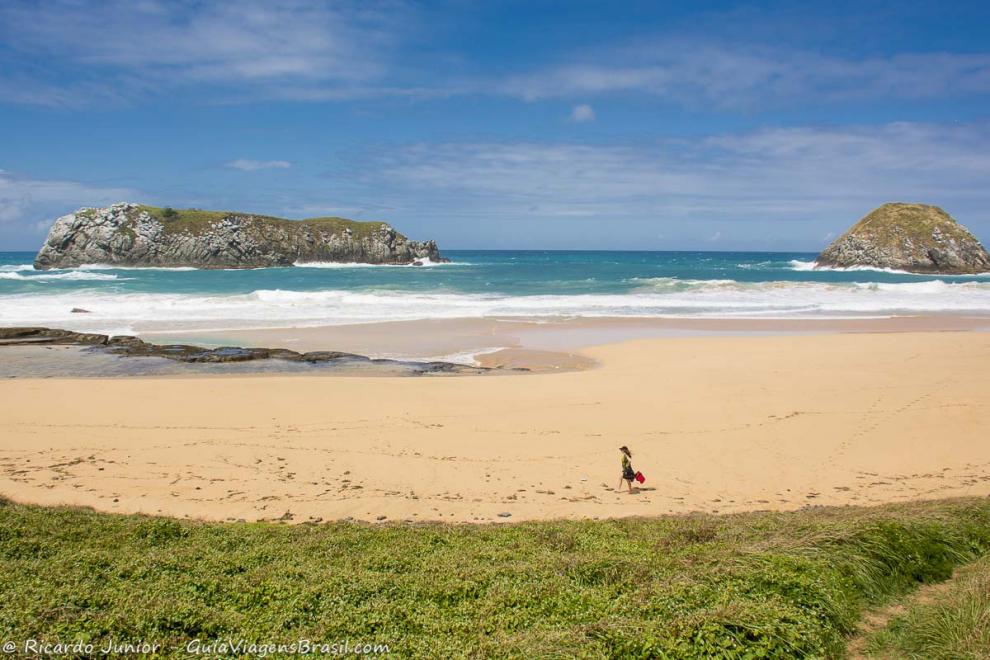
[34,203,444,269]
[816,203,990,274]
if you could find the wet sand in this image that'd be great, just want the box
[1,330,988,523]
[142,314,990,369]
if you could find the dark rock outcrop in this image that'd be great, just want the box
[0,327,503,375]
[34,203,445,269]
[817,203,990,274]
[0,326,111,345]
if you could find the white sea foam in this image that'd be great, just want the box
[294,261,395,269]
[788,260,819,272]
[77,264,199,271]
[362,346,506,366]
[788,259,990,276]
[0,271,124,281]
[2,278,989,334]
[422,346,506,366]
[789,259,917,275]
[293,257,458,268]
[6,259,463,274]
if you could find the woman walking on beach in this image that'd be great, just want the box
[618,445,636,493]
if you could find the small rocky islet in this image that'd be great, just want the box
[816,202,990,274]
[17,204,496,376]
[32,201,988,274]
[34,203,445,269]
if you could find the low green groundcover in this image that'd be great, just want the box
[1,497,989,658]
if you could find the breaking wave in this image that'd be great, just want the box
[2,278,989,334]
[0,270,125,281]
[788,259,990,276]
[77,264,200,271]
[293,257,458,268]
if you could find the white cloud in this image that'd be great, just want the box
[0,170,142,247]
[5,122,989,250]
[0,0,411,106]
[501,44,990,107]
[368,122,990,232]
[227,159,292,172]
[2,3,988,110]
[0,170,139,225]
[569,104,595,122]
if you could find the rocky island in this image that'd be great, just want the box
[34,203,444,269]
[817,203,990,274]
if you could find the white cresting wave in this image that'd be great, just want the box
[788,259,990,276]
[77,264,199,272]
[293,257,462,268]
[23,258,462,271]
[2,278,989,334]
[0,270,125,281]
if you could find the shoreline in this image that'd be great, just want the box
[3,314,987,378]
[1,329,987,524]
[141,314,990,371]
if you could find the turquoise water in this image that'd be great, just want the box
[2,250,989,333]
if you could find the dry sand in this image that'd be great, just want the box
[1,331,988,523]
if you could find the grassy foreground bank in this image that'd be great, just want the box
[2,497,989,658]
[865,554,990,659]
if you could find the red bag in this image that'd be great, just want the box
[635,471,645,484]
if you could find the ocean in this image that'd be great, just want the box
[2,250,989,335]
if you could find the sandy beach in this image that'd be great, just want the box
[1,328,988,523]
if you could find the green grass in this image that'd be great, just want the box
[2,498,990,658]
[841,202,978,248]
[866,555,990,659]
[135,205,389,239]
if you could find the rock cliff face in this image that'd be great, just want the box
[34,203,444,269]
[817,203,990,274]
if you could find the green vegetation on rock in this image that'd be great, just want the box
[2,497,989,657]
[34,203,441,268]
[817,203,990,274]
[840,204,975,249]
[136,204,389,240]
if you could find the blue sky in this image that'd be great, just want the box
[1,0,989,251]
